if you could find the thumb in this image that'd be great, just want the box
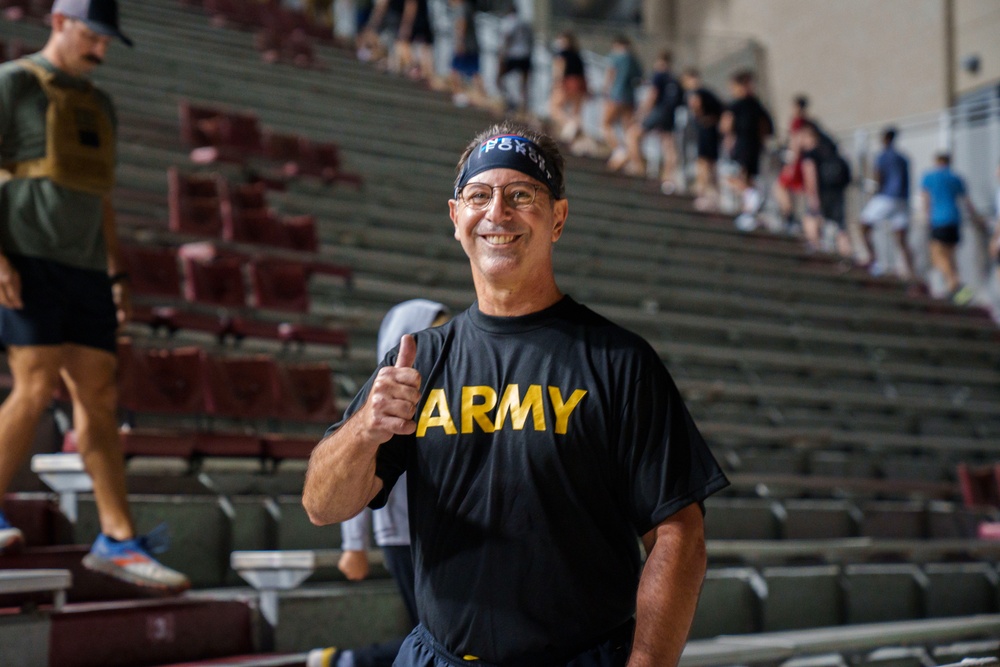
[394,334,417,369]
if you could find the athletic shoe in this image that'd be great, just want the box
[951,285,976,306]
[0,511,24,553]
[734,213,758,232]
[82,530,190,593]
[307,647,345,667]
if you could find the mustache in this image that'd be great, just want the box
[84,54,103,65]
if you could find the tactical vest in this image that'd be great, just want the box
[0,59,116,196]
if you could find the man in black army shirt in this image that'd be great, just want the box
[303,121,728,667]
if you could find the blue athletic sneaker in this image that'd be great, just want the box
[82,528,190,593]
[0,510,24,552]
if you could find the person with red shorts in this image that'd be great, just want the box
[772,95,810,232]
[548,31,588,144]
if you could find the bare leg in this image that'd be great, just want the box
[659,132,678,188]
[60,345,133,541]
[0,346,64,495]
[624,123,646,175]
[929,240,960,292]
[803,214,823,250]
[893,228,914,280]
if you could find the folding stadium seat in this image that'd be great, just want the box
[192,431,263,458]
[276,321,350,351]
[262,131,303,178]
[201,352,281,420]
[279,214,318,253]
[297,138,363,188]
[689,568,763,639]
[843,564,924,624]
[858,501,928,539]
[247,257,310,312]
[64,427,196,460]
[922,563,1000,618]
[218,180,283,246]
[118,244,182,298]
[204,0,266,29]
[178,244,247,308]
[261,434,317,462]
[781,500,858,540]
[116,341,206,415]
[859,647,936,667]
[957,463,1000,509]
[927,502,998,539]
[178,101,225,150]
[179,101,263,164]
[167,167,223,237]
[762,565,843,632]
[703,498,781,540]
[275,362,339,422]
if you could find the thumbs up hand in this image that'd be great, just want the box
[361,334,422,443]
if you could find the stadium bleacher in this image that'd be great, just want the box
[1,1,999,666]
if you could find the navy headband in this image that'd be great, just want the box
[456,134,562,199]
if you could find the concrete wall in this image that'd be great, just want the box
[954,0,1000,96]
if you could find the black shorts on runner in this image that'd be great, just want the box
[820,192,846,229]
[930,224,961,246]
[731,139,762,177]
[697,124,720,161]
[499,57,532,75]
[642,105,676,133]
[0,254,117,353]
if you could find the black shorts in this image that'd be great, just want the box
[731,139,762,177]
[0,254,117,353]
[499,57,532,75]
[931,224,961,246]
[642,105,676,132]
[820,191,846,228]
[392,622,632,667]
[696,124,720,161]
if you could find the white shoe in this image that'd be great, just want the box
[735,213,758,232]
[0,511,23,552]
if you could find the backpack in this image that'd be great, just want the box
[818,149,851,191]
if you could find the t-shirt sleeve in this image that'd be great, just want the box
[614,347,729,535]
[323,348,413,511]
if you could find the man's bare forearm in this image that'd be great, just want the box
[628,503,707,667]
[303,414,384,526]
[303,334,421,526]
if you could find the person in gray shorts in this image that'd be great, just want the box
[859,127,915,280]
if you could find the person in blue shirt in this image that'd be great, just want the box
[859,127,915,280]
[602,35,643,172]
[920,152,986,305]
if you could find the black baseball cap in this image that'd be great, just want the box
[52,0,134,47]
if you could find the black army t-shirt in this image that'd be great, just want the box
[332,297,729,662]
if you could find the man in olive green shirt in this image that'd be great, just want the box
[0,0,188,592]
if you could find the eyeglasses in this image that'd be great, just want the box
[459,182,545,210]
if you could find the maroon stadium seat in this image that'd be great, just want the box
[119,245,182,298]
[958,463,1000,509]
[297,138,363,188]
[275,361,339,422]
[193,431,263,458]
[117,341,206,415]
[168,167,223,237]
[277,322,350,350]
[279,214,318,252]
[248,257,310,312]
[262,434,317,461]
[178,244,247,308]
[218,180,284,246]
[201,353,281,419]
